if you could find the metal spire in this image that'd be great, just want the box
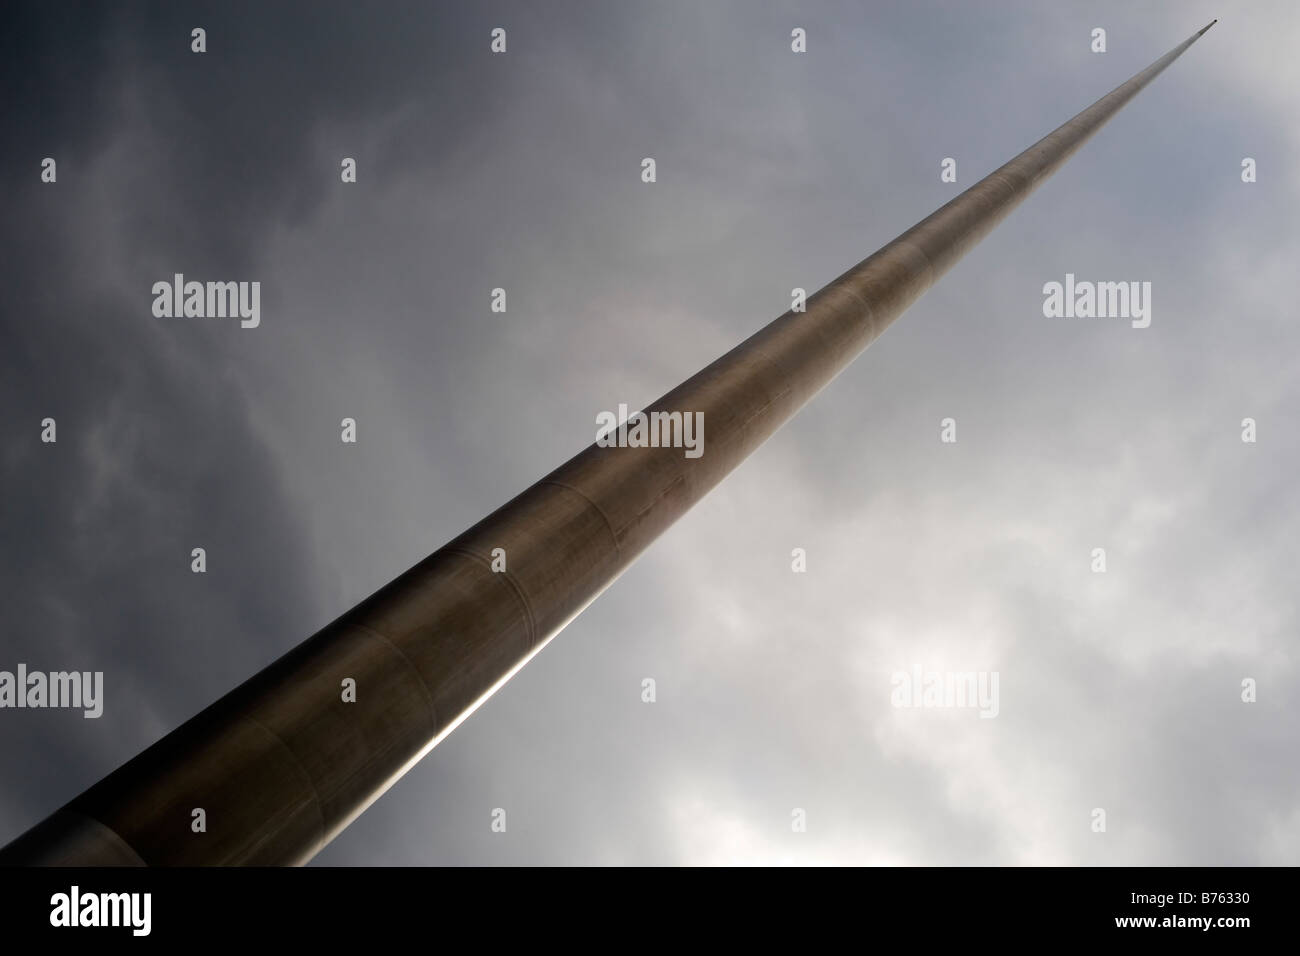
[0,21,1216,865]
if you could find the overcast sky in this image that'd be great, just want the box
[2,0,1296,865]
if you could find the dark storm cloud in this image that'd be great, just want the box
[0,0,504,835]
[0,0,593,848]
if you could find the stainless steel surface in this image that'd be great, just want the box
[0,21,1215,866]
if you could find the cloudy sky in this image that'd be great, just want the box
[2,0,1296,865]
